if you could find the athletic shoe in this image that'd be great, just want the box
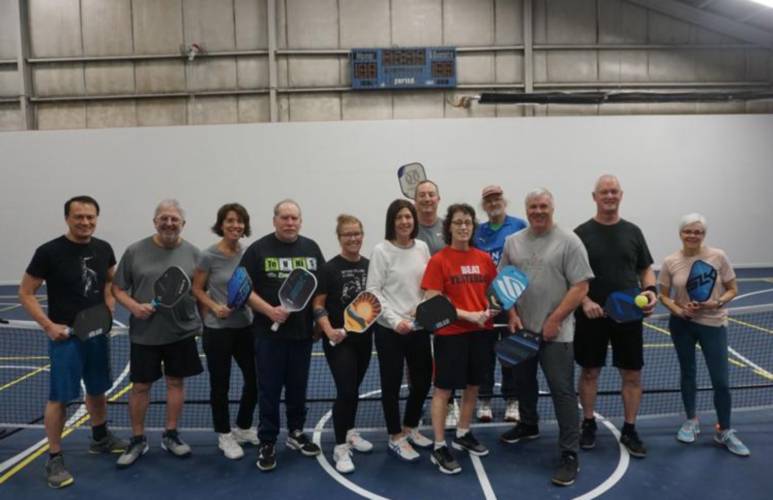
[476,401,493,423]
[346,430,374,453]
[218,432,245,460]
[387,436,420,462]
[580,419,597,450]
[445,400,459,429]
[89,431,129,454]
[676,419,700,443]
[430,445,462,475]
[333,443,355,474]
[286,430,321,456]
[452,430,489,456]
[256,442,277,471]
[620,430,647,458]
[45,455,74,489]
[232,426,259,446]
[504,400,520,422]
[714,428,750,457]
[500,423,540,444]
[406,428,433,449]
[116,436,149,469]
[552,451,579,486]
[161,430,192,457]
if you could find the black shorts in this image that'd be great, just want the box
[574,311,644,370]
[130,335,204,383]
[433,331,488,390]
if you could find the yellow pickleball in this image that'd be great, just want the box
[634,294,648,308]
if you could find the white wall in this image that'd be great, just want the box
[1,113,772,282]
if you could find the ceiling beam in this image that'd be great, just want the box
[626,0,773,49]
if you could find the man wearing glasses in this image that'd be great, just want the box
[112,199,203,468]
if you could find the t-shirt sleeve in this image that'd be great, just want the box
[564,233,594,285]
[366,246,400,329]
[25,245,51,279]
[113,246,134,291]
[634,226,654,270]
[717,249,736,283]
[658,258,672,288]
[316,260,332,296]
[420,254,444,292]
[197,249,213,273]
[239,243,261,289]
[498,237,513,271]
[105,242,117,268]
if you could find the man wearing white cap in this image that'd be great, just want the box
[473,185,526,422]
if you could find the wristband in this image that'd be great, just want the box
[644,285,657,294]
[312,307,328,320]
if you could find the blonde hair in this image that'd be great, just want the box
[336,214,363,236]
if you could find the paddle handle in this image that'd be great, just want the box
[271,321,280,332]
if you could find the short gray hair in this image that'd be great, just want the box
[594,174,621,192]
[273,198,301,216]
[524,188,554,206]
[679,212,707,233]
[155,199,185,220]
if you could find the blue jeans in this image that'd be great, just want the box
[668,316,731,429]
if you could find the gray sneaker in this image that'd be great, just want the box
[116,436,149,468]
[161,430,192,457]
[45,454,74,489]
[89,431,129,454]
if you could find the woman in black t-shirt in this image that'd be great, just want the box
[312,215,374,474]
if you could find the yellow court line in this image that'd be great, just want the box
[0,382,134,485]
[728,317,773,335]
[0,365,50,392]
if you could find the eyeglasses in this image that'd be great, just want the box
[451,220,473,227]
[681,229,705,236]
[155,216,182,224]
[339,232,363,239]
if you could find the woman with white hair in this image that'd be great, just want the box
[658,213,749,456]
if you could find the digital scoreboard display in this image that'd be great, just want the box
[351,47,456,90]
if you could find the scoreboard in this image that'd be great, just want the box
[351,47,456,90]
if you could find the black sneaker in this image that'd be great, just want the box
[452,431,489,456]
[500,423,540,444]
[580,419,597,450]
[430,446,462,475]
[552,451,579,486]
[620,430,647,458]
[256,442,277,472]
[286,430,321,457]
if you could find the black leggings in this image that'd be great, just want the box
[202,326,258,434]
[323,333,373,444]
[374,324,432,436]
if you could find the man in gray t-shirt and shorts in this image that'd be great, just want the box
[498,188,593,487]
[112,199,203,468]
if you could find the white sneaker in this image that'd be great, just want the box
[504,400,520,422]
[346,430,374,453]
[445,400,459,429]
[334,443,355,474]
[231,426,259,446]
[218,433,244,460]
[477,402,493,423]
[388,436,420,462]
[406,428,432,449]
[676,419,700,444]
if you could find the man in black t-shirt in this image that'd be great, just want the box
[574,175,657,459]
[241,199,325,472]
[19,196,127,489]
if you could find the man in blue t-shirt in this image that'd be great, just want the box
[19,196,127,489]
[472,185,526,423]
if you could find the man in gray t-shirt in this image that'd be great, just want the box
[414,180,445,256]
[499,188,593,488]
[112,199,203,468]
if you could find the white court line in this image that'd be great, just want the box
[572,412,630,500]
[470,454,496,500]
[313,388,389,500]
[0,365,50,371]
[0,359,131,475]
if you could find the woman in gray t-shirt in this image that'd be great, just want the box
[192,203,257,460]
